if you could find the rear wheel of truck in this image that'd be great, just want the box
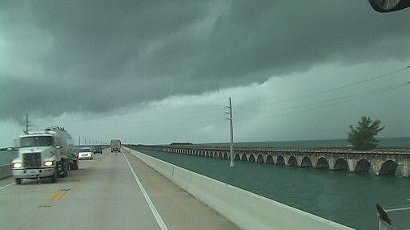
[62,162,68,177]
[72,160,79,170]
[15,178,22,184]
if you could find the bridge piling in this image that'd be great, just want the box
[347,159,357,173]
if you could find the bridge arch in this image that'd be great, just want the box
[241,154,248,161]
[334,158,348,170]
[301,157,313,168]
[224,153,228,159]
[276,156,285,165]
[234,154,240,161]
[266,155,274,164]
[249,154,256,162]
[379,160,398,176]
[288,156,297,166]
[355,159,371,173]
[316,157,329,169]
[256,154,264,163]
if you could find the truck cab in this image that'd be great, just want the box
[11,127,78,184]
[110,139,121,153]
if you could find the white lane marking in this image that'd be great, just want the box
[123,152,169,230]
[0,182,15,191]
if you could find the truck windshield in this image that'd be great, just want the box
[20,136,54,147]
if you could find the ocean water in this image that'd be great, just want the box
[130,146,410,230]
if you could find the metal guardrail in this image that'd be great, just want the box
[0,164,12,179]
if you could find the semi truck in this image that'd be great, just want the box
[11,127,78,184]
[110,139,121,152]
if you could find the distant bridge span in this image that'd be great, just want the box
[139,145,410,177]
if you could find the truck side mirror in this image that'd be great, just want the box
[369,0,410,12]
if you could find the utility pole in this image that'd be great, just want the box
[225,97,235,167]
[78,136,81,146]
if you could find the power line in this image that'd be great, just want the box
[268,66,410,105]
[123,81,408,129]
[261,81,409,118]
[104,67,409,132]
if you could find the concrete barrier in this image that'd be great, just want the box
[0,164,11,179]
[125,147,355,230]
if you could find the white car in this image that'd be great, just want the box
[78,147,93,160]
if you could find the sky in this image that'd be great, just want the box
[1,0,410,147]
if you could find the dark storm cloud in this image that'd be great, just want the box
[1,0,410,121]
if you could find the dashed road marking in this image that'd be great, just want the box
[49,189,70,201]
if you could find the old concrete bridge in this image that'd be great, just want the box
[138,145,410,177]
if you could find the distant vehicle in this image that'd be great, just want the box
[11,127,78,184]
[78,147,93,160]
[94,145,102,154]
[110,139,121,153]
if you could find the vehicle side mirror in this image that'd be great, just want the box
[56,146,62,149]
[369,0,410,12]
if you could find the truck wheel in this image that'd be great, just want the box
[73,160,79,170]
[15,178,22,185]
[59,162,68,178]
[62,163,68,177]
[51,173,57,183]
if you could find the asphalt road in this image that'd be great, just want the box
[0,148,239,230]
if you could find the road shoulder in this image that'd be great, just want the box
[124,149,240,230]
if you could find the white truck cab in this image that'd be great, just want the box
[11,127,78,184]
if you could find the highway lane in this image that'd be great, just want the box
[0,148,239,230]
